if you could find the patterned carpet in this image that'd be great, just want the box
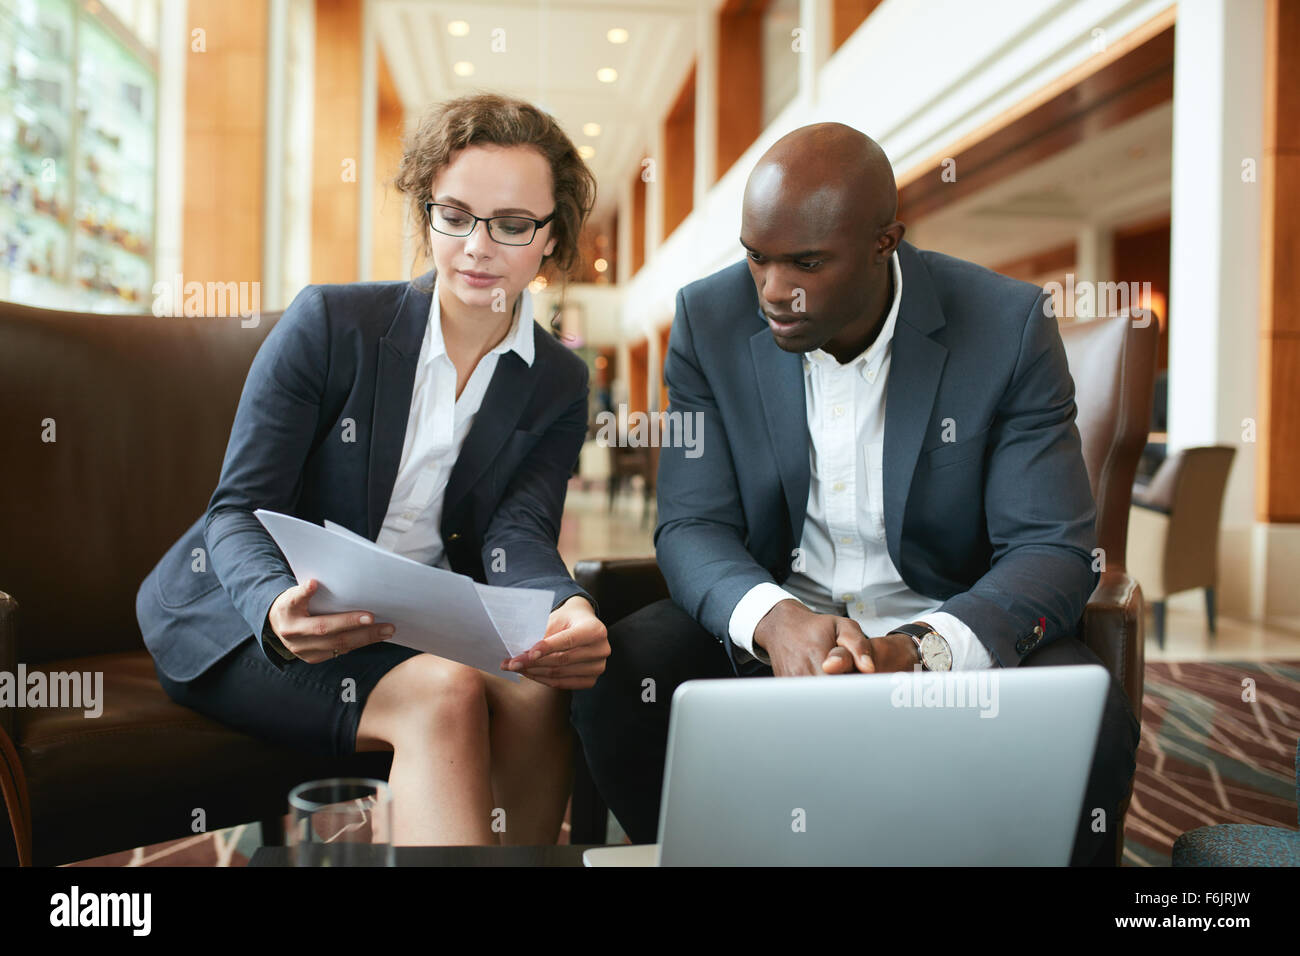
[1122,660,1300,866]
[64,661,1300,866]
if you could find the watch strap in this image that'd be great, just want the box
[887,623,928,669]
[887,622,933,641]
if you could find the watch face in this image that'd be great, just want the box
[920,633,952,671]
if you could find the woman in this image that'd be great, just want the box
[136,93,609,846]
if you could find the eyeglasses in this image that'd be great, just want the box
[424,202,555,246]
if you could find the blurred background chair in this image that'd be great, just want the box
[574,310,1159,863]
[1128,446,1236,649]
[607,442,658,527]
[1172,735,1300,866]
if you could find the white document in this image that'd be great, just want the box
[255,510,556,680]
[323,520,547,658]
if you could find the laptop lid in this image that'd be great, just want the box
[656,664,1108,865]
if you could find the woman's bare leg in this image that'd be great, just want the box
[482,674,574,845]
[355,654,496,845]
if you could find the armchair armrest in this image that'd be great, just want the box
[0,589,32,865]
[0,590,15,743]
[573,556,668,628]
[1081,570,1146,722]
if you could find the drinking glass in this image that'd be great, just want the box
[287,777,394,866]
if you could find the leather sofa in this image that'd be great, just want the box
[0,299,1157,865]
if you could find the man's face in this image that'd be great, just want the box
[740,168,891,356]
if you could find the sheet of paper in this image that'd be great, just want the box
[257,509,527,680]
[325,519,553,656]
[474,583,555,659]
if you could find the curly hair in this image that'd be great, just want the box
[392,92,596,290]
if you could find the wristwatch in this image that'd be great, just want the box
[887,622,952,672]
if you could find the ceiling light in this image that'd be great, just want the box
[583,122,601,137]
[453,61,475,77]
[607,28,629,44]
[597,67,618,83]
[578,145,595,159]
[594,258,608,273]
[447,20,469,37]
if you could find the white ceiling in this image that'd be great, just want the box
[375,0,708,224]
[908,101,1174,270]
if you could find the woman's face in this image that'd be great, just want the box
[428,144,557,313]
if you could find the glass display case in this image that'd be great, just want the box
[0,0,157,312]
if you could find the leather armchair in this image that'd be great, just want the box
[0,301,392,866]
[570,310,1159,860]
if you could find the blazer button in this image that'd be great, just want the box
[448,532,462,542]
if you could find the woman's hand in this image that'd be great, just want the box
[501,595,609,689]
[267,578,395,663]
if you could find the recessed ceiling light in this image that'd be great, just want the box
[583,122,602,137]
[594,257,608,273]
[596,67,618,83]
[447,20,469,37]
[453,61,475,77]
[578,145,595,159]
[607,28,629,44]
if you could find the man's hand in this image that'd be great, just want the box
[821,631,920,674]
[754,600,868,676]
[501,595,609,690]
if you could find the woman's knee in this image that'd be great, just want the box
[360,654,489,746]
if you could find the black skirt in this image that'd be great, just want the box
[154,635,423,759]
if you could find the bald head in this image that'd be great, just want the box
[744,123,898,232]
[739,123,906,363]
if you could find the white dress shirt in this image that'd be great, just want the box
[375,278,536,566]
[728,251,994,670]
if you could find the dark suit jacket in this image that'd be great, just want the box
[137,273,592,682]
[656,240,1098,670]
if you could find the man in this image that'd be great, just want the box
[572,123,1140,866]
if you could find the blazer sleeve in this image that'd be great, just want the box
[480,360,595,613]
[655,288,778,653]
[933,292,1099,666]
[203,285,331,665]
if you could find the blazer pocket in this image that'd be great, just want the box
[157,566,224,609]
[925,426,990,470]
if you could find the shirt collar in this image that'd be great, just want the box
[804,249,903,373]
[424,277,536,369]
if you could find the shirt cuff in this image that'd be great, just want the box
[918,611,994,670]
[261,617,297,665]
[728,582,801,666]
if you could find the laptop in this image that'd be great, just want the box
[583,664,1107,866]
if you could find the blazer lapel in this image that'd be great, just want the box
[442,327,542,518]
[882,243,948,570]
[366,273,435,540]
[750,323,810,543]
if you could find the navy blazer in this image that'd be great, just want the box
[137,273,592,682]
[656,240,1099,670]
